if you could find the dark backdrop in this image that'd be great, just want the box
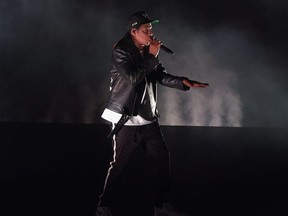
[1,2,288,215]
[1,0,288,127]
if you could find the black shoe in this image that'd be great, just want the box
[95,206,112,216]
[154,203,190,216]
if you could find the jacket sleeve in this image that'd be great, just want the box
[154,63,190,91]
[112,48,160,86]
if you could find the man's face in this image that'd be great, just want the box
[132,23,153,46]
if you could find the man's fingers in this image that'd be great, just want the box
[151,37,162,46]
[194,83,209,88]
[183,79,209,88]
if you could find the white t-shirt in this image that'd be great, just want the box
[101,108,155,126]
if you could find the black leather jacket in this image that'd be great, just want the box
[104,33,189,118]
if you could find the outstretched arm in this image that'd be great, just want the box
[183,79,209,88]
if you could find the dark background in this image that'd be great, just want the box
[1,1,288,215]
[1,0,288,127]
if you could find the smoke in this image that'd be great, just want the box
[154,23,243,126]
[155,19,288,127]
[0,0,123,123]
[0,0,288,127]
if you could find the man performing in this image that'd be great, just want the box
[97,11,209,216]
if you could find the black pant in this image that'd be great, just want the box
[99,121,170,207]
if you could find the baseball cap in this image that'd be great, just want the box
[127,11,159,30]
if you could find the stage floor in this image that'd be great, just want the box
[1,122,288,216]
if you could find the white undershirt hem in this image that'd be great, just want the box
[101,108,155,126]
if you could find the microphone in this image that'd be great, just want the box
[161,44,174,55]
[151,36,175,55]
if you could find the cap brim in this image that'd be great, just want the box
[143,19,159,25]
[150,19,159,24]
